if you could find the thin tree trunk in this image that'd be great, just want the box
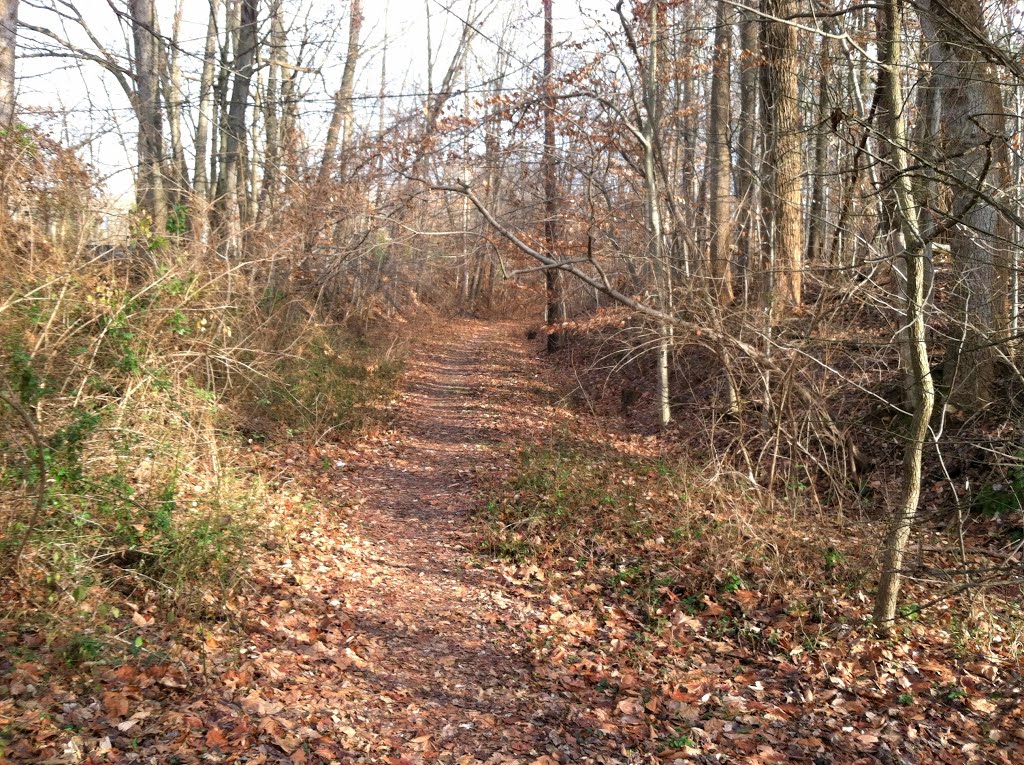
[637,0,671,426]
[129,0,167,230]
[257,0,284,229]
[216,0,257,245]
[806,36,831,264]
[0,0,18,129]
[161,2,189,211]
[707,1,734,304]
[735,10,759,303]
[194,0,221,207]
[874,0,936,631]
[543,0,563,352]
[320,0,363,183]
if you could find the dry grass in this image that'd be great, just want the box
[0,130,403,650]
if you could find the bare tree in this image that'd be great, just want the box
[320,0,363,183]
[759,0,804,308]
[129,0,166,229]
[194,0,222,211]
[706,0,733,304]
[874,0,936,631]
[542,0,563,352]
[216,0,258,241]
[0,0,17,129]
[917,0,1013,405]
[735,8,759,299]
[160,1,190,210]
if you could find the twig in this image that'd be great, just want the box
[0,387,48,580]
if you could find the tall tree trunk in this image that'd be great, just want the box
[873,0,935,631]
[916,0,1013,405]
[129,0,167,230]
[631,0,672,426]
[543,0,563,352]
[160,2,189,211]
[806,36,831,264]
[735,10,759,303]
[706,1,733,304]
[0,0,18,129]
[320,0,363,183]
[216,0,258,244]
[257,0,285,228]
[193,0,221,210]
[759,0,804,308]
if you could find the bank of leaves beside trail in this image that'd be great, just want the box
[0,224,406,759]
[478,329,1024,764]
[0,429,412,763]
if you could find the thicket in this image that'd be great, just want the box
[0,129,401,656]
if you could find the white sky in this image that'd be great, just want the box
[13,0,615,202]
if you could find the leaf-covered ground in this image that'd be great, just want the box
[3,321,1023,764]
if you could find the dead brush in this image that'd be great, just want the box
[480,427,867,628]
[0,203,399,638]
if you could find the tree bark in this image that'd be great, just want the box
[216,0,258,242]
[543,0,563,352]
[873,0,936,631]
[706,1,734,304]
[916,0,1013,405]
[129,0,167,230]
[735,10,759,302]
[257,0,286,227]
[320,0,363,183]
[0,0,18,129]
[759,0,804,308]
[193,0,221,209]
[806,36,831,264]
[160,2,190,210]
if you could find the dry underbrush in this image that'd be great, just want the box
[490,298,1024,656]
[478,313,1024,762]
[483,428,874,625]
[0,134,402,665]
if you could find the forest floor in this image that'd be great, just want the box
[3,320,1023,764]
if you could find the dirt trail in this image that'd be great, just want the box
[324,321,603,763]
[3,322,626,765]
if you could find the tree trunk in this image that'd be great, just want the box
[193,0,221,209]
[873,0,936,631]
[543,0,563,352]
[216,0,257,239]
[320,0,363,183]
[735,10,759,303]
[160,2,190,211]
[759,0,804,308]
[916,0,1013,405]
[257,0,286,228]
[806,36,831,264]
[706,0,733,304]
[129,0,167,230]
[0,0,18,129]
[637,0,671,426]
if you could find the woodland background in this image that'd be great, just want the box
[2,0,1024,761]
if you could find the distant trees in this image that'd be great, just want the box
[9,0,1024,630]
[434,0,1024,627]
